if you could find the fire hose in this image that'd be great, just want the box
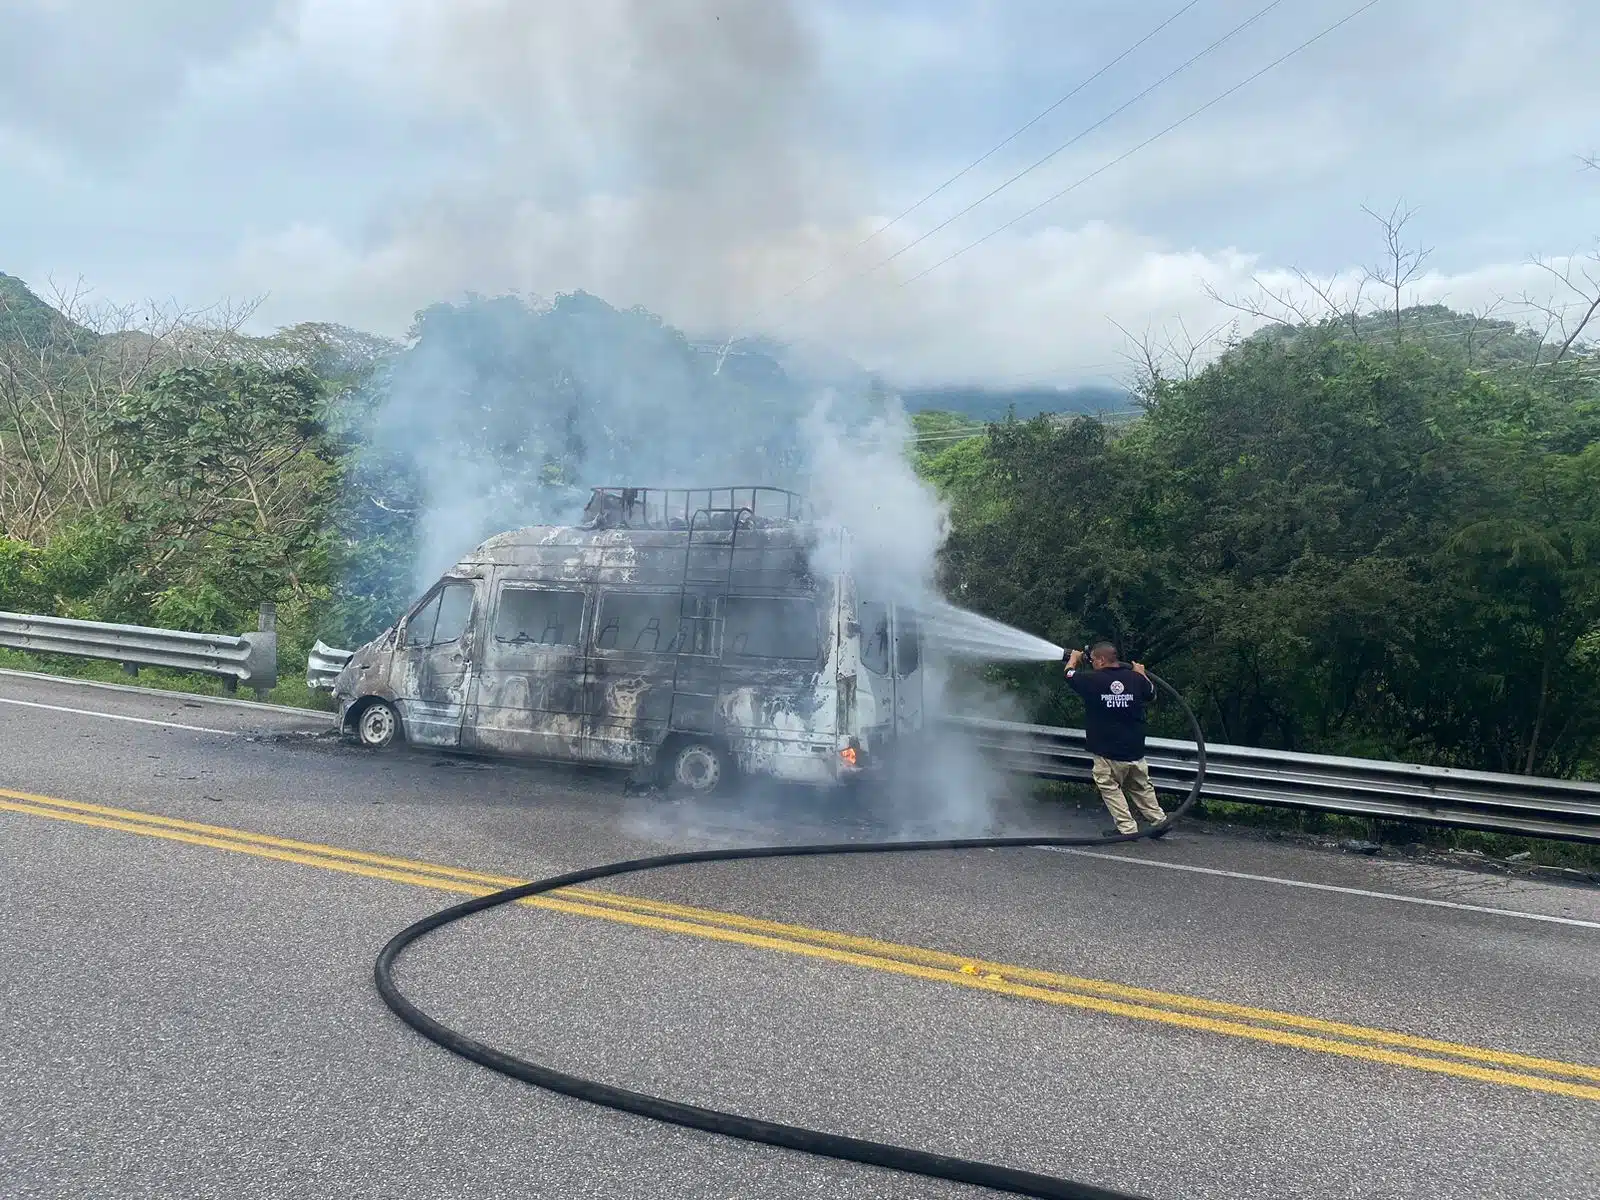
[374,669,1205,1200]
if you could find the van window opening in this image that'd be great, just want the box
[407,581,473,648]
[495,588,584,647]
[436,584,473,644]
[723,596,821,660]
[594,593,684,653]
[405,592,440,648]
[895,609,920,676]
[859,601,890,675]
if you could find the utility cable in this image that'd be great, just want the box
[850,0,1287,288]
[903,0,1384,285]
[770,1,1209,305]
[715,1,1266,367]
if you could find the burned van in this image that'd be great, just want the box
[327,486,925,792]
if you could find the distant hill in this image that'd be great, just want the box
[0,272,95,350]
[1248,303,1589,370]
[688,336,1137,422]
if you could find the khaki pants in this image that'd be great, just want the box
[1091,756,1165,834]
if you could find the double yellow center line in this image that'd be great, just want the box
[3,785,1597,1102]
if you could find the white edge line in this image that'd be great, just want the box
[0,666,329,716]
[1046,847,1600,930]
[0,695,241,737]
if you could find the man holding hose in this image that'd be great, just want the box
[1064,642,1169,837]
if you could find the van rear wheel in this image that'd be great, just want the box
[667,740,728,795]
[355,700,399,750]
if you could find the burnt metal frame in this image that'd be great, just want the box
[586,486,809,527]
[667,505,754,733]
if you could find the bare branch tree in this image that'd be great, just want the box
[1203,262,1370,343]
[1361,202,1433,343]
[1203,276,1313,329]
[1523,254,1600,369]
[1501,155,1600,373]
[1110,319,1166,405]
[1294,267,1370,341]
[1459,297,1510,369]
[1111,315,1235,408]
[1164,315,1234,381]
[0,277,264,542]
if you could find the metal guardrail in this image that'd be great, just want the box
[0,605,278,695]
[307,641,352,691]
[292,639,1600,841]
[945,714,1600,843]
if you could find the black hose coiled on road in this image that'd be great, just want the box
[375,671,1204,1200]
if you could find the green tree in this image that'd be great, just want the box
[107,363,339,620]
[924,321,1600,776]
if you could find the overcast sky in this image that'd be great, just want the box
[2,0,1595,387]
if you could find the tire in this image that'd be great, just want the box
[355,700,400,750]
[666,740,730,796]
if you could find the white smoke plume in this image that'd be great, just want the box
[334,0,856,338]
[799,395,947,603]
[332,0,1059,836]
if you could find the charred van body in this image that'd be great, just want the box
[330,486,925,792]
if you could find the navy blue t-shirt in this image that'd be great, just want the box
[1066,665,1155,762]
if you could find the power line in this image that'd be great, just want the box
[727,1,1391,385]
[770,0,1209,305]
[710,2,1216,369]
[901,0,1385,286]
[737,0,1579,404]
[788,0,1290,315]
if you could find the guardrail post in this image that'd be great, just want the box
[253,602,277,700]
[306,640,354,692]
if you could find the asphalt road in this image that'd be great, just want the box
[1,669,1596,1200]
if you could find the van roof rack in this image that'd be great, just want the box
[582,486,810,530]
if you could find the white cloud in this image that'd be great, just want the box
[4,0,1597,388]
[229,203,1594,390]
[0,0,298,155]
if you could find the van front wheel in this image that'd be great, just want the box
[667,740,729,795]
[355,700,400,750]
